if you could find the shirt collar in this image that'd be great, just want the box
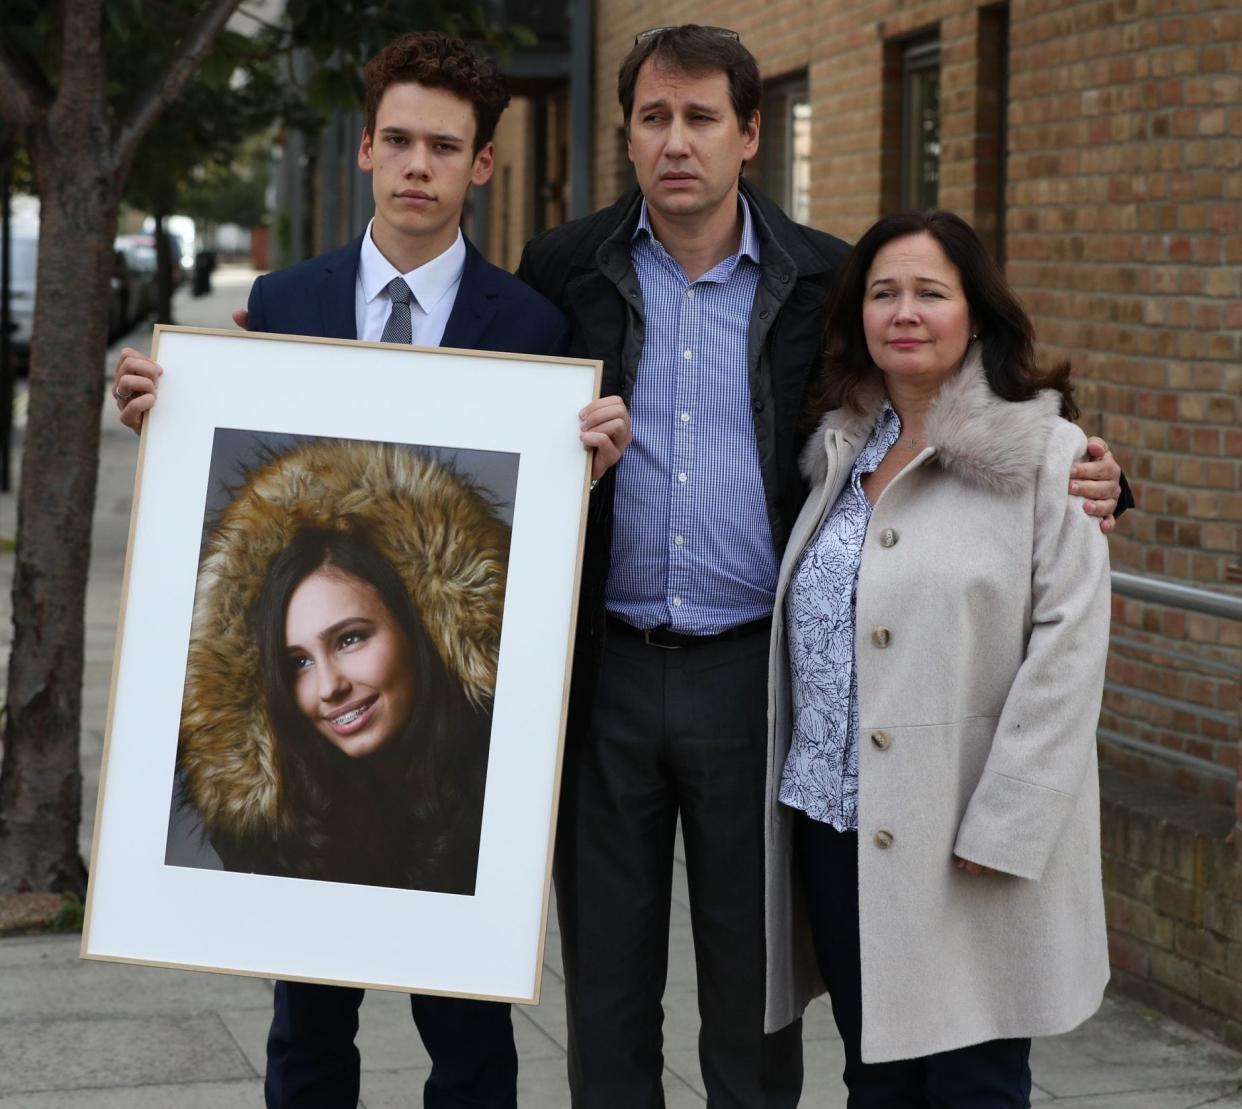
[358,220,466,311]
[632,194,761,268]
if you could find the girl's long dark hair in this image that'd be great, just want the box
[803,210,1077,425]
[250,527,488,892]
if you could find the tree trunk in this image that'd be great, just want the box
[0,136,117,894]
[0,0,242,896]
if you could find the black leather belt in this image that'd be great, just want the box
[606,613,772,650]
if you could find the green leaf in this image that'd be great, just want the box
[49,897,85,934]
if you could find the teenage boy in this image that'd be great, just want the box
[115,31,629,1109]
[518,24,1126,1109]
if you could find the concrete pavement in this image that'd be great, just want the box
[0,267,1240,1106]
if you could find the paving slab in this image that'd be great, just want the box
[356,1056,706,1109]
[1030,996,1242,1099]
[0,936,272,1019]
[519,966,569,1049]
[1040,1087,1242,1108]
[797,1042,851,1109]
[0,1012,254,1095]
[213,1005,277,1079]
[802,995,845,1043]
[0,1079,267,1108]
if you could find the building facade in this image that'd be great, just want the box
[592,0,1242,1048]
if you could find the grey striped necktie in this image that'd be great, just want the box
[380,277,415,343]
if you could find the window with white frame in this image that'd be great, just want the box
[759,75,811,224]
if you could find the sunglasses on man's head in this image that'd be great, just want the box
[633,25,741,45]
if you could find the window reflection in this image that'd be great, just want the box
[902,40,941,210]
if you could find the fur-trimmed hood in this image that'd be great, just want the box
[800,343,1062,493]
[177,438,510,843]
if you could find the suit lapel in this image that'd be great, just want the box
[441,240,498,350]
[316,237,363,340]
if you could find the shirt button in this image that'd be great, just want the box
[680,412,690,423]
[678,472,687,483]
[674,535,684,546]
[874,829,895,850]
[672,595,682,607]
[872,627,891,648]
[683,349,693,360]
[686,288,695,299]
[870,730,892,751]
[880,528,898,548]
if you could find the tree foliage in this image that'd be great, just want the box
[124,30,282,219]
[180,133,269,231]
[267,0,534,129]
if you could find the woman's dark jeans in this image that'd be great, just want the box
[796,815,1032,1108]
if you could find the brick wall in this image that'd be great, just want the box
[1102,768,1242,1047]
[593,0,1242,1042]
[486,98,535,274]
[1002,0,1241,803]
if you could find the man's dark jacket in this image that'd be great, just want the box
[517,181,851,732]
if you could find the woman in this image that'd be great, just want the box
[763,210,1111,1105]
[176,437,511,894]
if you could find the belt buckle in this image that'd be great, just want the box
[642,627,681,650]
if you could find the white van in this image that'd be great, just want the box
[4,196,39,368]
[142,214,197,272]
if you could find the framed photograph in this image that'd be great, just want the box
[82,325,600,1003]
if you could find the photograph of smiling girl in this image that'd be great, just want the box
[165,427,518,897]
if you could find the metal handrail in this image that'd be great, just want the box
[1098,727,1236,781]
[1103,569,1240,782]
[1112,570,1242,621]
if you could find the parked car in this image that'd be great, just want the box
[3,228,37,372]
[109,248,130,340]
[114,234,160,325]
[143,214,196,275]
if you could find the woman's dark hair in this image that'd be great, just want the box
[804,209,1077,424]
[616,25,761,135]
[251,527,487,890]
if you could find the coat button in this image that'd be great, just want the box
[760,309,770,320]
[879,528,898,548]
[752,398,765,412]
[874,829,894,849]
[872,627,891,648]
[870,730,891,750]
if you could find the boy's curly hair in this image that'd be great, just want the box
[363,32,511,153]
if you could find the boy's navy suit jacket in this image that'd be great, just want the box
[247,234,569,356]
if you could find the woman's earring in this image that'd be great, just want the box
[970,332,978,341]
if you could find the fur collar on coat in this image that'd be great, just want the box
[177,438,509,844]
[800,343,1063,493]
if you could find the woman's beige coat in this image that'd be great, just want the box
[763,347,1111,1062]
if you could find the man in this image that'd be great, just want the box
[517,25,1126,1109]
[115,31,629,1109]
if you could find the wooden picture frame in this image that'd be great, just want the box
[82,325,600,1003]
